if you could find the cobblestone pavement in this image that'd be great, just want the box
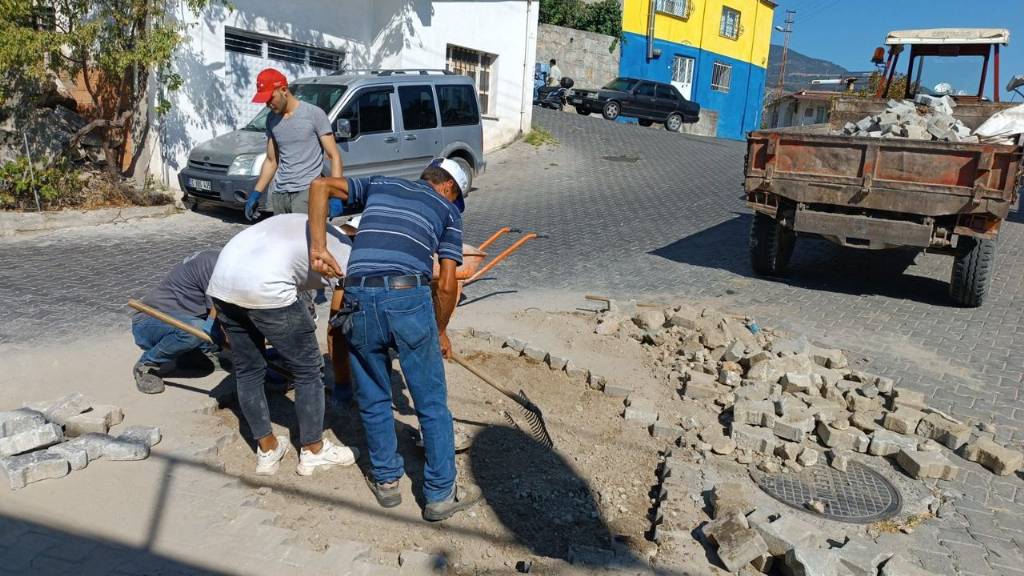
[2,107,1023,574]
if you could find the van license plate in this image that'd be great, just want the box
[188,178,211,191]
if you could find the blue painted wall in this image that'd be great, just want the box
[619,31,766,140]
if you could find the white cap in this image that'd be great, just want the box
[429,158,469,211]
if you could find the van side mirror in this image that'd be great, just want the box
[333,118,352,140]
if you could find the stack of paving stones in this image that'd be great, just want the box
[591,302,1024,574]
[0,393,161,490]
[837,95,978,143]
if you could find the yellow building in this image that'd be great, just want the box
[619,0,776,139]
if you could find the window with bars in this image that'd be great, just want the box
[655,0,690,18]
[224,28,344,71]
[720,7,741,39]
[711,62,732,92]
[446,45,495,115]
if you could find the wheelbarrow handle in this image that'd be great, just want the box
[477,227,523,251]
[464,232,544,286]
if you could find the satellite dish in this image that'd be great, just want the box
[933,82,953,96]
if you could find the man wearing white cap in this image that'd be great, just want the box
[304,158,481,522]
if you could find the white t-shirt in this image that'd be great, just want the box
[207,214,352,309]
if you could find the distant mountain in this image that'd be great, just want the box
[766,44,853,94]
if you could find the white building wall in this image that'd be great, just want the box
[150,0,537,191]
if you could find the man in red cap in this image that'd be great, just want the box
[246,68,343,220]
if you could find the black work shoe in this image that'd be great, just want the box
[365,476,402,508]
[423,484,482,522]
[134,362,165,394]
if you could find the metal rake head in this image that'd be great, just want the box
[515,389,554,448]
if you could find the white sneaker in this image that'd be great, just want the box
[255,435,290,476]
[296,438,360,476]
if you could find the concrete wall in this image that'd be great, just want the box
[536,23,620,89]
[148,0,538,191]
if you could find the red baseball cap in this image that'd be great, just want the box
[252,68,287,103]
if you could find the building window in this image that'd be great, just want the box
[815,107,827,123]
[720,7,741,39]
[446,45,495,115]
[672,55,694,85]
[224,27,344,71]
[711,62,732,92]
[655,0,690,18]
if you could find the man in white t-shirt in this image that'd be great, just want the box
[207,212,359,477]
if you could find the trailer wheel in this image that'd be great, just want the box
[949,236,997,307]
[750,212,795,275]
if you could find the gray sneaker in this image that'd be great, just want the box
[365,476,402,508]
[134,362,165,394]
[423,484,482,522]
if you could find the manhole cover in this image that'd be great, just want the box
[753,461,902,523]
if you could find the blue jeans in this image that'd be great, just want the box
[132,313,212,366]
[337,284,455,503]
[214,299,325,446]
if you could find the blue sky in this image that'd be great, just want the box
[769,0,1024,101]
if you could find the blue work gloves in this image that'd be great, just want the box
[244,190,261,222]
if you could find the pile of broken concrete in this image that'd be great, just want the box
[0,393,161,490]
[838,95,977,143]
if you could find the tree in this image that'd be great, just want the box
[855,71,917,100]
[0,0,225,176]
[540,0,622,39]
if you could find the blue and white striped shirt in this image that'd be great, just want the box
[343,176,463,279]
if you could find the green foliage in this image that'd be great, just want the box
[540,0,622,38]
[523,128,559,147]
[855,72,916,100]
[0,157,81,210]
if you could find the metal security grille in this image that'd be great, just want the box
[720,7,741,39]
[224,27,343,71]
[446,45,495,114]
[754,461,902,524]
[711,62,732,92]
[656,0,690,18]
[672,56,694,84]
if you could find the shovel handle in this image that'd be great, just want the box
[449,353,519,403]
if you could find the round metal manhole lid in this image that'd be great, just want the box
[752,460,902,523]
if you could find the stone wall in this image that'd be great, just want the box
[536,23,620,89]
[678,110,718,137]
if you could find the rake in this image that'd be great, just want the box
[450,353,554,448]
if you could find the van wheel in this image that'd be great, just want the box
[602,101,620,120]
[665,113,683,132]
[449,156,474,192]
[750,211,795,275]
[949,235,996,307]
[638,119,653,127]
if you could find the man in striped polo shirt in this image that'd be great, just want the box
[306,158,481,522]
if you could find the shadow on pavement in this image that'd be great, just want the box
[0,513,226,575]
[650,212,956,306]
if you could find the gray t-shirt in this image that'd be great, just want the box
[266,101,333,194]
[141,249,219,319]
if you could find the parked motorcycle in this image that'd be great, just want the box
[534,77,575,111]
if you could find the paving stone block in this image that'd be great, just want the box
[916,413,970,450]
[716,527,768,573]
[868,429,919,457]
[503,337,526,352]
[712,481,755,518]
[64,412,109,437]
[587,372,607,391]
[723,341,747,363]
[797,447,819,467]
[816,421,867,452]
[803,397,846,424]
[46,442,89,471]
[774,412,814,442]
[522,346,546,362]
[890,388,927,411]
[961,437,1024,476]
[733,400,776,427]
[883,407,926,435]
[116,426,162,448]
[732,423,778,454]
[23,393,91,425]
[701,510,748,544]
[623,398,658,426]
[602,381,633,398]
[875,377,895,395]
[545,353,568,371]
[896,449,959,480]
[847,393,883,414]
[837,539,893,576]
[784,546,843,576]
[749,514,820,557]
[682,370,719,399]
[880,555,932,576]
[781,373,817,395]
[564,360,588,381]
[851,410,883,433]
[0,450,69,489]
[775,442,802,461]
[0,423,63,457]
[0,409,47,439]
[650,422,682,440]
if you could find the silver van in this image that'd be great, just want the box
[178,69,485,212]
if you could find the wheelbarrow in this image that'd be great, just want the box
[430,227,545,307]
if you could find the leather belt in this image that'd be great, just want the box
[343,274,431,289]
